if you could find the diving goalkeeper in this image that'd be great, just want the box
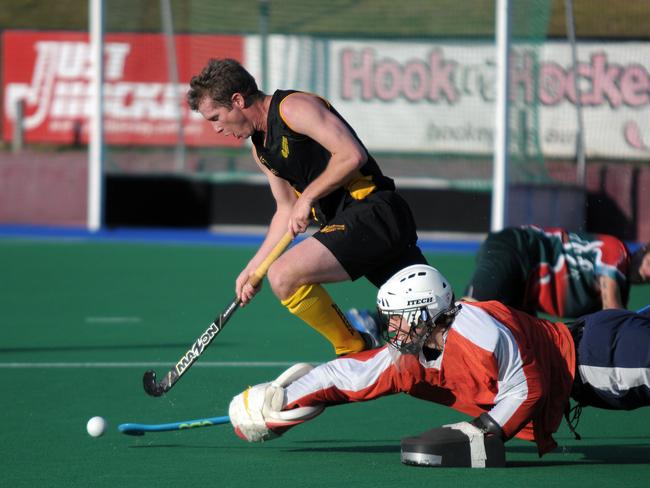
[229,265,650,466]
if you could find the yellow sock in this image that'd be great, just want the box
[281,284,365,355]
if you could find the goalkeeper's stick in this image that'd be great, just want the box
[119,415,230,436]
[142,232,293,397]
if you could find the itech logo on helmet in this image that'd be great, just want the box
[407,297,434,306]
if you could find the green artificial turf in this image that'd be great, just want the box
[1,238,648,487]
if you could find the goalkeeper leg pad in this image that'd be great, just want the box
[401,424,506,468]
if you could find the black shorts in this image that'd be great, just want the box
[313,190,427,287]
[464,228,534,311]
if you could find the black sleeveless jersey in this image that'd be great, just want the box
[251,89,395,224]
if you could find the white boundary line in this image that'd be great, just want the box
[0,361,306,368]
[85,317,143,324]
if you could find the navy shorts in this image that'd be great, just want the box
[571,308,650,410]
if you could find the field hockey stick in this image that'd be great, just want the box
[119,415,230,436]
[143,231,294,397]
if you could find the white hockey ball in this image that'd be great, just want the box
[86,416,107,437]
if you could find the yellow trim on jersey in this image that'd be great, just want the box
[320,224,345,234]
[281,136,289,158]
[345,172,376,200]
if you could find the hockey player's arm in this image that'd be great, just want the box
[286,348,398,408]
[598,275,624,309]
[230,349,397,442]
[594,234,628,310]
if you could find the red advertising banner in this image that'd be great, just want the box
[2,30,245,147]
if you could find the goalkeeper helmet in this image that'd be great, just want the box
[376,265,457,354]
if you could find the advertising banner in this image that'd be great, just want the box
[247,35,650,160]
[2,30,244,147]
[325,39,650,159]
[4,30,649,160]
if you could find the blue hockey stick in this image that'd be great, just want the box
[119,415,230,436]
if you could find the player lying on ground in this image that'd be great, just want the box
[229,264,650,465]
[187,59,426,355]
[464,225,650,319]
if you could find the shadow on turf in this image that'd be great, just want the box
[127,440,401,453]
[286,438,399,454]
[287,443,400,454]
[284,440,650,465]
[126,440,650,466]
[506,443,650,466]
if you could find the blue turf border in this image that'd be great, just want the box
[0,224,264,247]
[3,224,642,254]
[0,224,480,253]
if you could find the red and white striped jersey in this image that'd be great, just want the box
[285,301,575,456]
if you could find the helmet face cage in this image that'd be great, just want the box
[376,264,456,354]
[377,305,437,354]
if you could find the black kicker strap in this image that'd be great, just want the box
[471,413,505,439]
[564,403,583,440]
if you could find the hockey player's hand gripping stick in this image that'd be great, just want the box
[142,232,294,397]
[119,415,230,435]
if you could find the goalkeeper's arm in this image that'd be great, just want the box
[230,348,400,442]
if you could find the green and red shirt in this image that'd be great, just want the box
[523,226,630,317]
